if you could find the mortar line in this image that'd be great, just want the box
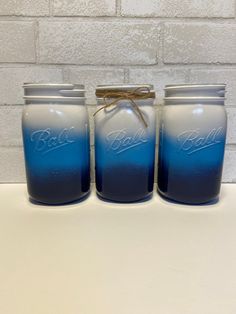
[116,0,121,16]
[49,0,54,17]
[0,16,236,23]
[1,64,236,71]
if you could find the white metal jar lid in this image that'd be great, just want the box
[23,83,85,97]
[165,84,226,98]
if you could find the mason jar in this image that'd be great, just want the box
[94,84,156,202]
[22,83,90,204]
[158,84,227,204]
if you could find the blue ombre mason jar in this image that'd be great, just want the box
[94,85,156,202]
[158,84,227,204]
[22,83,90,204]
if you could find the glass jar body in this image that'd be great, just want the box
[157,100,227,204]
[95,98,156,202]
[22,100,90,204]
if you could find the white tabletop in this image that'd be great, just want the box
[0,184,236,314]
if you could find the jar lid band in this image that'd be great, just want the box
[96,84,155,99]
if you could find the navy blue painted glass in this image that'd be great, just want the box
[95,132,156,202]
[23,127,90,204]
[157,101,227,204]
[157,126,226,204]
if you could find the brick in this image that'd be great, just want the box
[222,148,236,182]
[0,0,49,16]
[39,21,160,65]
[0,106,22,146]
[0,22,35,63]
[164,23,236,64]
[121,0,235,17]
[226,108,236,144]
[0,67,64,104]
[129,68,188,104]
[65,68,125,104]
[53,0,116,16]
[189,69,236,106]
[0,147,25,182]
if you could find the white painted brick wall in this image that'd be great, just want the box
[0,0,49,16]
[223,149,236,182]
[53,0,116,16]
[0,147,25,182]
[39,21,160,65]
[0,106,22,146]
[0,22,35,62]
[0,0,235,183]
[226,108,236,144]
[121,0,235,17]
[164,23,236,64]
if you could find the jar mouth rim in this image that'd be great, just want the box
[164,97,225,101]
[96,84,154,89]
[165,84,226,90]
[23,96,86,101]
[59,89,85,92]
[23,83,85,89]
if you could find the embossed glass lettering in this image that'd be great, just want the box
[178,127,223,155]
[106,128,148,154]
[30,127,75,154]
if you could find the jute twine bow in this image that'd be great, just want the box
[94,87,153,128]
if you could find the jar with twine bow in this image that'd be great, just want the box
[94,84,156,203]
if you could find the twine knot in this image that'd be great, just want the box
[94,87,154,128]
